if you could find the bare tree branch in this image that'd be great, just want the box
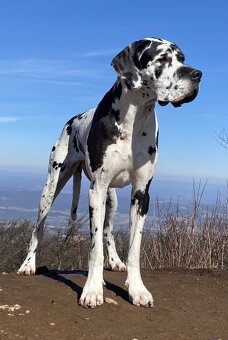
[216,128,228,149]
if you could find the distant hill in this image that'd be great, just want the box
[0,170,227,228]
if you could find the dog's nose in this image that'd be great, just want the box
[190,69,202,81]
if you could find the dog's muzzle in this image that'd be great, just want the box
[171,87,199,107]
[158,68,202,108]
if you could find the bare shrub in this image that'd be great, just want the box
[0,183,227,272]
[0,220,33,272]
[38,217,90,270]
[140,184,228,270]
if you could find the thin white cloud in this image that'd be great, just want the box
[200,113,216,118]
[0,116,32,124]
[0,117,20,123]
[84,48,119,57]
[0,58,112,82]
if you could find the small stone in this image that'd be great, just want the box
[104,297,118,305]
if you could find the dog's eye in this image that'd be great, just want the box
[176,53,185,63]
[157,55,169,63]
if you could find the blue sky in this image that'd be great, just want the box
[0,0,227,181]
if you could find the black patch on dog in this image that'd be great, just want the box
[110,108,120,122]
[89,205,94,220]
[148,145,156,155]
[90,180,96,190]
[89,205,94,238]
[52,161,64,170]
[131,40,152,69]
[112,82,122,101]
[73,135,79,153]
[87,84,121,172]
[156,129,159,148]
[60,163,67,172]
[66,116,76,135]
[131,179,152,216]
[78,140,85,155]
[155,66,163,79]
[52,146,56,152]
[106,194,113,208]
[138,41,161,69]
[77,111,86,120]
[65,112,86,135]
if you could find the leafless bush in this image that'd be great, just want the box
[0,184,227,272]
[140,183,228,270]
[0,220,33,272]
[38,217,90,270]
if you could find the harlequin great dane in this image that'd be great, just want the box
[18,37,202,308]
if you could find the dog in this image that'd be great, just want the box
[17,37,202,308]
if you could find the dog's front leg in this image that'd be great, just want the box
[79,181,107,308]
[126,179,154,307]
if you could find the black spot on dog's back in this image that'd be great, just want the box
[65,112,85,135]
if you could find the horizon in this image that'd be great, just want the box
[1,169,227,226]
[0,1,228,181]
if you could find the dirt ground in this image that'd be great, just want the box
[0,268,227,340]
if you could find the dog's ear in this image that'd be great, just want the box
[111,40,152,89]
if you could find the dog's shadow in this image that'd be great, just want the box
[37,267,129,303]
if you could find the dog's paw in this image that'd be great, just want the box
[79,289,103,308]
[110,260,126,272]
[126,280,154,307]
[17,258,36,276]
[17,264,36,276]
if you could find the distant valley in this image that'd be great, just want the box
[0,170,227,229]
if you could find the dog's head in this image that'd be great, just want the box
[111,38,202,107]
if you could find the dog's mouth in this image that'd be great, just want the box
[171,88,199,107]
[158,88,199,108]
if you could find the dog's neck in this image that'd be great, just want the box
[110,77,156,117]
[104,78,156,134]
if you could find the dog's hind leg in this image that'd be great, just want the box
[104,188,126,271]
[17,129,78,275]
[71,167,82,220]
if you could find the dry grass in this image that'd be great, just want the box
[0,184,227,272]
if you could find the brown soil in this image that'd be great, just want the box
[0,268,227,340]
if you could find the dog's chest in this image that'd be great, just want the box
[107,132,155,188]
